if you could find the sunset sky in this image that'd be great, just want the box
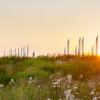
[0,0,100,56]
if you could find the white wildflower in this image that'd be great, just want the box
[69,94,75,100]
[29,77,33,81]
[73,86,79,91]
[93,88,96,91]
[59,98,62,100]
[90,90,95,96]
[0,84,4,88]
[92,96,97,100]
[75,92,79,95]
[64,89,72,100]
[47,98,50,100]
[28,77,34,84]
[9,79,15,85]
[52,78,61,88]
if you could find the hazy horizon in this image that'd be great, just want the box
[0,0,100,56]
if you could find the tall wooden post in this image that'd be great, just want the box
[22,47,24,57]
[15,48,16,57]
[75,46,77,55]
[4,51,6,57]
[64,47,66,55]
[82,37,84,56]
[21,48,23,57]
[96,36,98,56]
[67,39,70,55]
[10,49,12,57]
[9,49,10,57]
[18,48,20,57]
[78,37,81,56]
[91,46,94,56]
[23,47,26,57]
[9,49,11,57]
[27,45,29,57]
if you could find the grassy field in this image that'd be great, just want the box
[0,56,100,100]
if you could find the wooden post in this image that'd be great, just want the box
[9,49,10,57]
[23,47,26,57]
[15,48,16,57]
[21,48,23,57]
[78,37,81,56]
[4,51,6,57]
[91,46,94,56]
[9,49,12,57]
[10,49,12,57]
[96,36,98,56]
[18,48,20,57]
[82,37,84,56]
[27,45,29,57]
[75,46,77,55]
[67,39,70,55]
[64,47,66,55]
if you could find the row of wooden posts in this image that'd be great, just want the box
[64,36,99,56]
[3,45,31,57]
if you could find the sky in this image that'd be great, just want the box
[0,0,100,56]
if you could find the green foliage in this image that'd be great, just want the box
[79,82,90,100]
[0,56,100,99]
[0,69,12,85]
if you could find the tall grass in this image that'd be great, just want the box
[0,56,100,99]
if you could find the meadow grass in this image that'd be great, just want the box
[0,56,100,99]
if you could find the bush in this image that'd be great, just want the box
[0,67,12,85]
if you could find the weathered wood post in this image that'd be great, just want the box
[9,49,10,57]
[78,37,81,56]
[27,45,29,57]
[22,47,24,57]
[75,46,77,55]
[18,48,20,57]
[9,49,12,57]
[10,49,12,57]
[23,47,26,57]
[64,47,66,55]
[82,37,84,56]
[21,48,23,57]
[15,48,16,57]
[91,46,94,56]
[67,39,70,55]
[96,35,98,56]
[32,52,35,57]
[4,51,6,57]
